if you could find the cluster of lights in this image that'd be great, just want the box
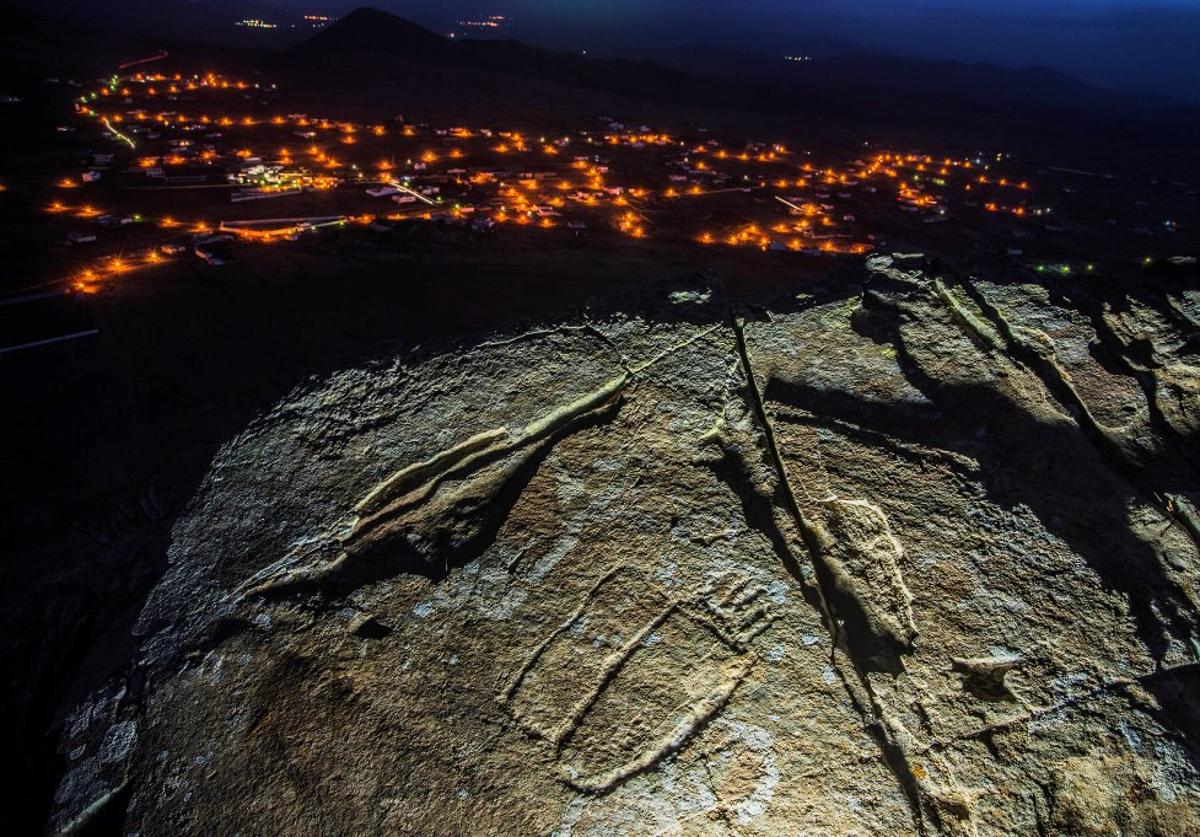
[861,152,1045,220]
[458,15,513,29]
[58,58,1130,298]
[1033,262,1095,275]
[71,249,169,294]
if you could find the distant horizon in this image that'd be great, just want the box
[26,0,1200,100]
[297,0,1200,100]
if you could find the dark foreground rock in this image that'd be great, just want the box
[50,259,1200,835]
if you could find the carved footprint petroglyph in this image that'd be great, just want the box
[815,497,918,665]
[500,566,776,794]
[551,717,781,836]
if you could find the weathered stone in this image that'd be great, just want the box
[51,267,1200,835]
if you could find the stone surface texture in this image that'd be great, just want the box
[50,259,1200,836]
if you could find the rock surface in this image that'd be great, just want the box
[51,259,1200,835]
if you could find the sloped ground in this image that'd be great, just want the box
[51,258,1200,835]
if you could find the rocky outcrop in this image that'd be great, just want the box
[50,261,1200,835]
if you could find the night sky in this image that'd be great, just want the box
[59,0,1200,99]
[297,0,1197,98]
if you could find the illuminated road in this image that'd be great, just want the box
[384,180,437,205]
[101,117,136,149]
[118,51,169,71]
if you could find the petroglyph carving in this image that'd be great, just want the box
[817,497,919,657]
[952,655,1022,702]
[551,718,781,835]
[353,427,511,517]
[241,323,724,599]
[500,566,775,794]
[240,374,629,596]
[933,278,1003,352]
[726,315,919,670]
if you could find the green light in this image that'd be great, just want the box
[1086,264,1094,272]
[1060,265,1070,275]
